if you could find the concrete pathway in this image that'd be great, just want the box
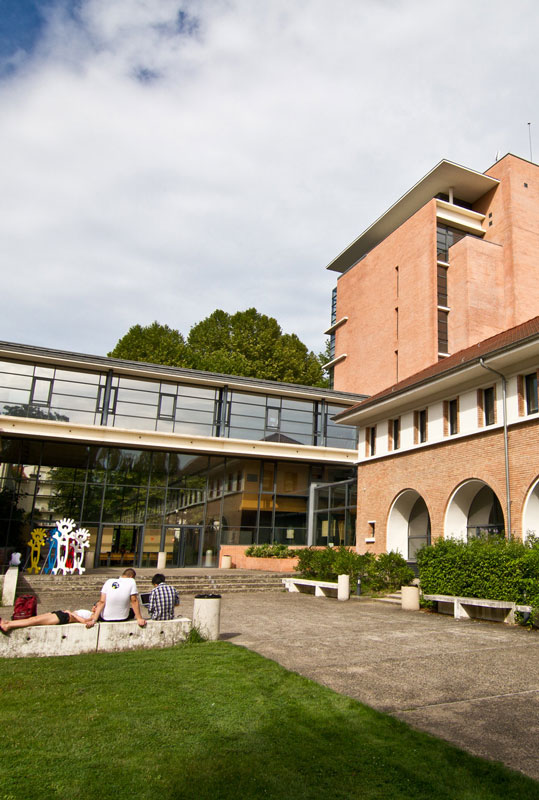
[178,591,539,782]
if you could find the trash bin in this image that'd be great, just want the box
[193,593,221,641]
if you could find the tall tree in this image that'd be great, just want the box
[108,310,328,386]
[108,321,186,366]
[185,309,327,385]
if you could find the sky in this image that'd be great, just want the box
[1,0,538,359]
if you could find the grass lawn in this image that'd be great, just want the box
[1,641,538,800]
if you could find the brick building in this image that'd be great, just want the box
[335,317,539,561]
[326,154,539,396]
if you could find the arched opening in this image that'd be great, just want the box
[445,480,505,541]
[387,490,431,562]
[522,478,539,542]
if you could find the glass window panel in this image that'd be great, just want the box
[159,393,175,418]
[0,374,32,389]
[156,419,174,433]
[34,366,54,378]
[281,398,313,411]
[52,379,100,398]
[227,426,265,440]
[0,360,33,375]
[276,463,310,495]
[330,484,347,507]
[118,378,161,392]
[176,395,215,413]
[31,378,52,405]
[114,402,157,417]
[177,384,217,400]
[280,408,314,423]
[230,391,267,406]
[266,407,280,429]
[116,389,159,406]
[82,484,105,521]
[54,369,102,384]
[175,408,215,425]
[0,388,31,409]
[174,420,214,436]
[51,393,99,411]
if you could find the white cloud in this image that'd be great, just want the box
[1,0,538,358]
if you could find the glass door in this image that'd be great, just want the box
[165,525,203,567]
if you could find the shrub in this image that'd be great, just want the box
[294,546,413,593]
[417,536,539,607]
[244,544,299,558]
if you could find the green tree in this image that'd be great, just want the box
[185,308,327,385]
[108,321,186,366]
[109,309,329,386]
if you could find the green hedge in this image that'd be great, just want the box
[294,546,414,593]
[244,544,299,558]
[417,537,539,606]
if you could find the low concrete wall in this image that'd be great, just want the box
[0,617,192,658]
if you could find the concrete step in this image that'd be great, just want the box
[372,591,402,606]
[12,572,288,608]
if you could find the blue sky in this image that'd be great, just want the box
[1,0,539,358]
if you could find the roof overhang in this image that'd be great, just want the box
[326,160,499,274]
[335,336,539,427]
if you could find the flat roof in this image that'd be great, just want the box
[326,159,499,273]
[0,340,366,405]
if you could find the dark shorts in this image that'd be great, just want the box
[53,610,70,625]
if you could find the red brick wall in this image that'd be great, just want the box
[355,418,539,553]
[333,201,437,395]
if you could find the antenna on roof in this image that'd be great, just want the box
[528,122,533,162]
[495,150,500,161]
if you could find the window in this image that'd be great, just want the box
[266,407,280,429]
[483,386,495,426]
[525,373,538,415]
[449,398,459,435]
[365,425,376,456]
[438,309,449,356]
[31,377,52,406]
[415,409,427,444]
[158,393,176,419]
[437,264,448,307]
[389,418,400,450]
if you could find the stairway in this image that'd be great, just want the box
[13,571,289,610]
[372,590,402,606]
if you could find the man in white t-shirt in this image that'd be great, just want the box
[86,568,146,628]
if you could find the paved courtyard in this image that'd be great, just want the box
[180,591,539,782]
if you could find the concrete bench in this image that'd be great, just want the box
[423,594,532,624]
[283,577,340,597]
[0,617,192,658]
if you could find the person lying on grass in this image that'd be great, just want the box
[0,605,96,634]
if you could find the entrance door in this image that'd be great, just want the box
[98,524,144,567]
[169,525,203,567]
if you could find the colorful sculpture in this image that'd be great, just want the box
[27,527,47,574]
[51,518,90,575]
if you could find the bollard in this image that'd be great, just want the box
[356,576,362,596]
[85,550,95,570]
[193,593,221,640]
[401,585,420,611]
[221,554,232,569]
[337,574,350,601]
[204,549,213,567]
[157,551,167,569]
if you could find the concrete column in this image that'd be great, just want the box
[401,585,420,611]
[1,565,19,606]
[337,574,350,601]
[193,594,221,641]
[157,551,167,570]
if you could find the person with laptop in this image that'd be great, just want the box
[146,573,180,621]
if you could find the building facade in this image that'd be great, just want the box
[0,342,364,569]
[335,318,539,563]
[326,154,539,396]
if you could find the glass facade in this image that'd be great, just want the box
[0,358,357,449]
[312,478,357,547]
[0,437,353,569]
